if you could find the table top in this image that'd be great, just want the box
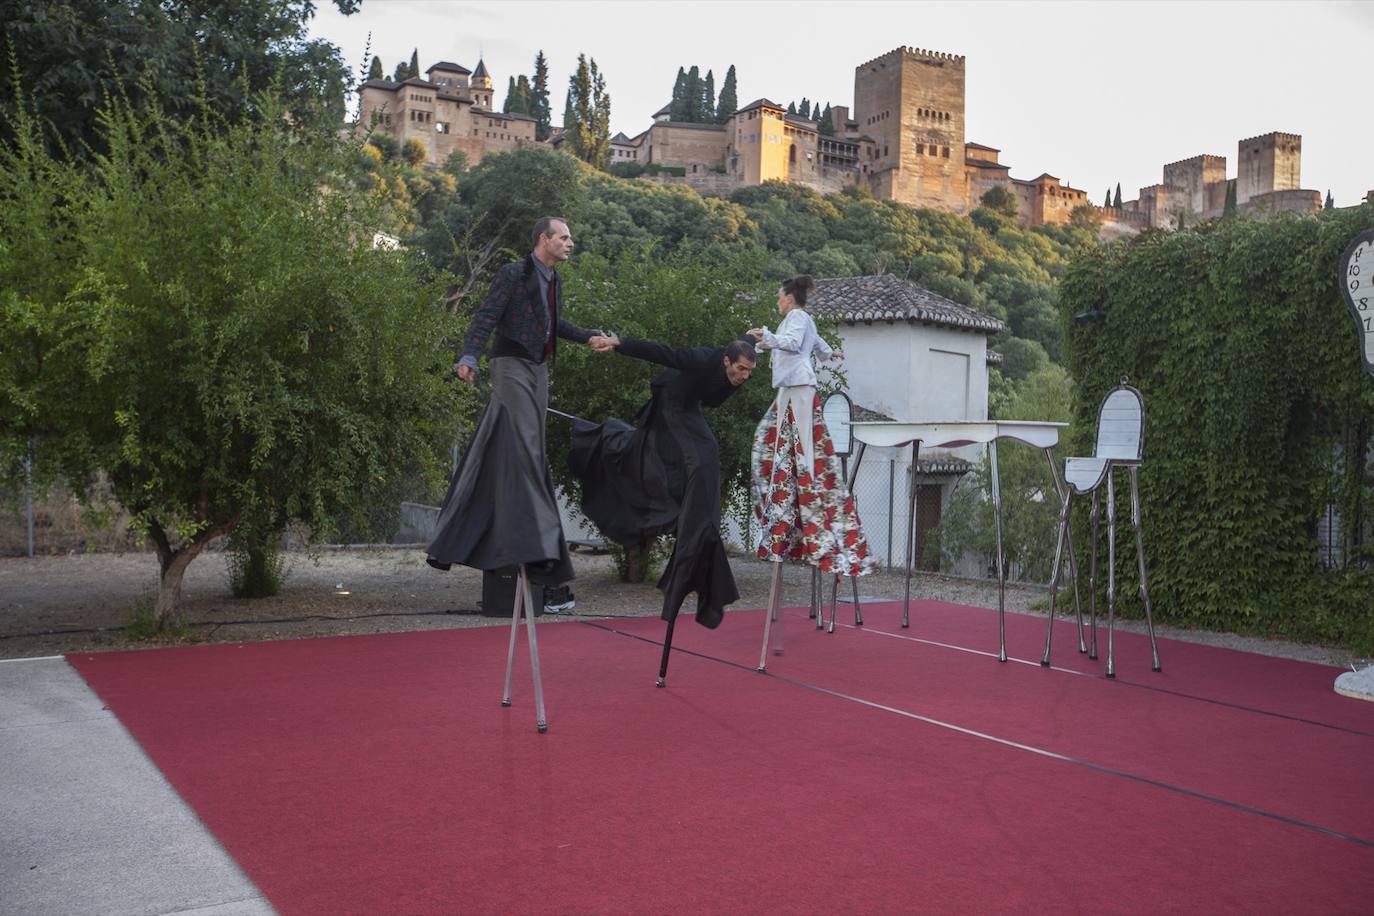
[850,419,1067,449]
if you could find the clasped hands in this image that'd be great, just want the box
[588,332,620,353]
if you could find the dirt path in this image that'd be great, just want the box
[0,547,1361,668]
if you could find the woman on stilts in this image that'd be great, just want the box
[748,275,878,670]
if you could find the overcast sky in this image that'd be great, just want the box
[308,0,1373,207]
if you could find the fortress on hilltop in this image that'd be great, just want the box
[356,46,1322,233]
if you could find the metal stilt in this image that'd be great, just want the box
[657,614,678,688]
[758,561,783,672]
[499,565,548,732]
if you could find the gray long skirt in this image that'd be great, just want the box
[426,357,573,584]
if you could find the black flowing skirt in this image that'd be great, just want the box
[427,357,573,585]
[570,412,738,627]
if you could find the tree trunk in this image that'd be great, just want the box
[623,539,651,584]
[149,517,237,629]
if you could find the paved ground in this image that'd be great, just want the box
[0,655,274,916]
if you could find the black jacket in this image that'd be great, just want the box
[460,255,594,365]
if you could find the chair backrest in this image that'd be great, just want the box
[1093,385,1145,462]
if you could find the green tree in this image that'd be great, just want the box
[716,65,738,123]
[685,66,702,122]
[979,185,1019,219]
[1325,190,1335,210]
[1113,183,1122,208]
[702,69,716,123]
[565,54,611,167]
[532,50,552,141]
[1223,178,1237,217]
[799,98,811,119]
[503,76,518,113]
[402,137,426,166]
[408,48,419,79]
[1104,189,1112,208]
[0,0,359,155]
[393,61,409,83]
[368,55,383,80]
[1069,203,1102,232]
[818,103,834,136]
[787,101,797,115]
[669,67,688,121]
[0,92,460,627]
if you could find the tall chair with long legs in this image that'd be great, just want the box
[1042,381,1161,677]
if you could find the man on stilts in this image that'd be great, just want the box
[571,333,757,687]
[426,217,604,732]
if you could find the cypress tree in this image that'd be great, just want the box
[408,48,419,80]
[532,51,552,141]
[392,61,408,83]
[567,54,611,167]
[787,101,797,115]
[1224,179,1238,217]
[1104,189,1112,208]
[1325,190,1335,210]
[670,67,688,121]
[819,103,834,135]
[504,76,517,113]
[368,56,382,80]
[702,69,716,124]
[685,66,702,122]
[799,98,810,119]
[515,75,533,115]
[1113,183,1122,208]
[716,65,738,123]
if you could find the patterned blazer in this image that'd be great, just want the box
[459,255,595,367]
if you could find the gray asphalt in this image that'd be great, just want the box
[0,656,274,916]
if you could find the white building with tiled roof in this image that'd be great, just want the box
[807,274,1004,570]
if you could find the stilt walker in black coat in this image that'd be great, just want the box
[571,334,758,686]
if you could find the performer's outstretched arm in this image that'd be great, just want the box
[611,336,718,371]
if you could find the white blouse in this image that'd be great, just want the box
[756,308,835,389]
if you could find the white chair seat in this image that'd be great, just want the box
[1064,457,1109,495]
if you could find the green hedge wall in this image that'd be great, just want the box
[1058,206,1374,651]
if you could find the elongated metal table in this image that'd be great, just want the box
[848,420,1069,662]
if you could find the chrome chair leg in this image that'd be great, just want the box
[1105,471,1118,679]
[1131,467,1162,673]
[1088,491,1100,660]
[1042,490,1072,667]
[990,440,1007,661]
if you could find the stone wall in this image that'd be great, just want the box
[645,122,730,171]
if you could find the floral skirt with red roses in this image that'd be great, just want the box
[751,386,879,578]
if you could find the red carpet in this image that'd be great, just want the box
[69,601,1374,915]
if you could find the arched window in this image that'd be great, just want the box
[789,143,796,164]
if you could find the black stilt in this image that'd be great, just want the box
[656,615,679,687]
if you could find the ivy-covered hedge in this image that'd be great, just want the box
[1058,206,1374,651]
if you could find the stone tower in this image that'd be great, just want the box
[853,47,968,211]
[470,58,494,110]
[1235,132,1301,205]
[1162,154,1227,216]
